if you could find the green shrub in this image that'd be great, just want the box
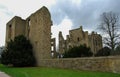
[63,45,93,58]
[95,47,111,56]
[1,35,36,67]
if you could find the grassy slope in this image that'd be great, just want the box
[0,64,120,77]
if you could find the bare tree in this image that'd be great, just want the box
[98,12,120,51]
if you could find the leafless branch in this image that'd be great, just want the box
[98,11,120,51]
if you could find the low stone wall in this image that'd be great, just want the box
[39,56,120,73]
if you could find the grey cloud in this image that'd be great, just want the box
[49,0,120,31]
[50,5,66,25]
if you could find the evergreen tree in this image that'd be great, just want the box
[1,35,36,67]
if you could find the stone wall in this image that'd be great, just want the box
[39,56,120,73]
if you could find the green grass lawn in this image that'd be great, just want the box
[0,64,120,77]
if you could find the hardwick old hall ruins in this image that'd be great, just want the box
[5,6,120,73]
[6,6,102,65]
[59,26,102,56]
[6,6,54,65]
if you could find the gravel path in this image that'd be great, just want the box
[0,72,10,77]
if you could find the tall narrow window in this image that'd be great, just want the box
[51,46,54,51]
[8,25,12,39]
[77,37,80,42]
[28,19,31,26]
[28,19,31,37]
[51,41,54,45]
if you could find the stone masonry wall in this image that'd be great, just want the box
[39,56,120,73]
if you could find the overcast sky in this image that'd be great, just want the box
[0,0,120,46]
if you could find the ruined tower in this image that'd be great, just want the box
[26,6,52,65]
[6,16,26,44]
[89,31,103,54]
[6,6,52,66]
[59,26,103,55]
[59,31,66,55]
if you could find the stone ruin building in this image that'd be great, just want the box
[59,26,103,56]
[5,6,103,66]
[5,6,56,66]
